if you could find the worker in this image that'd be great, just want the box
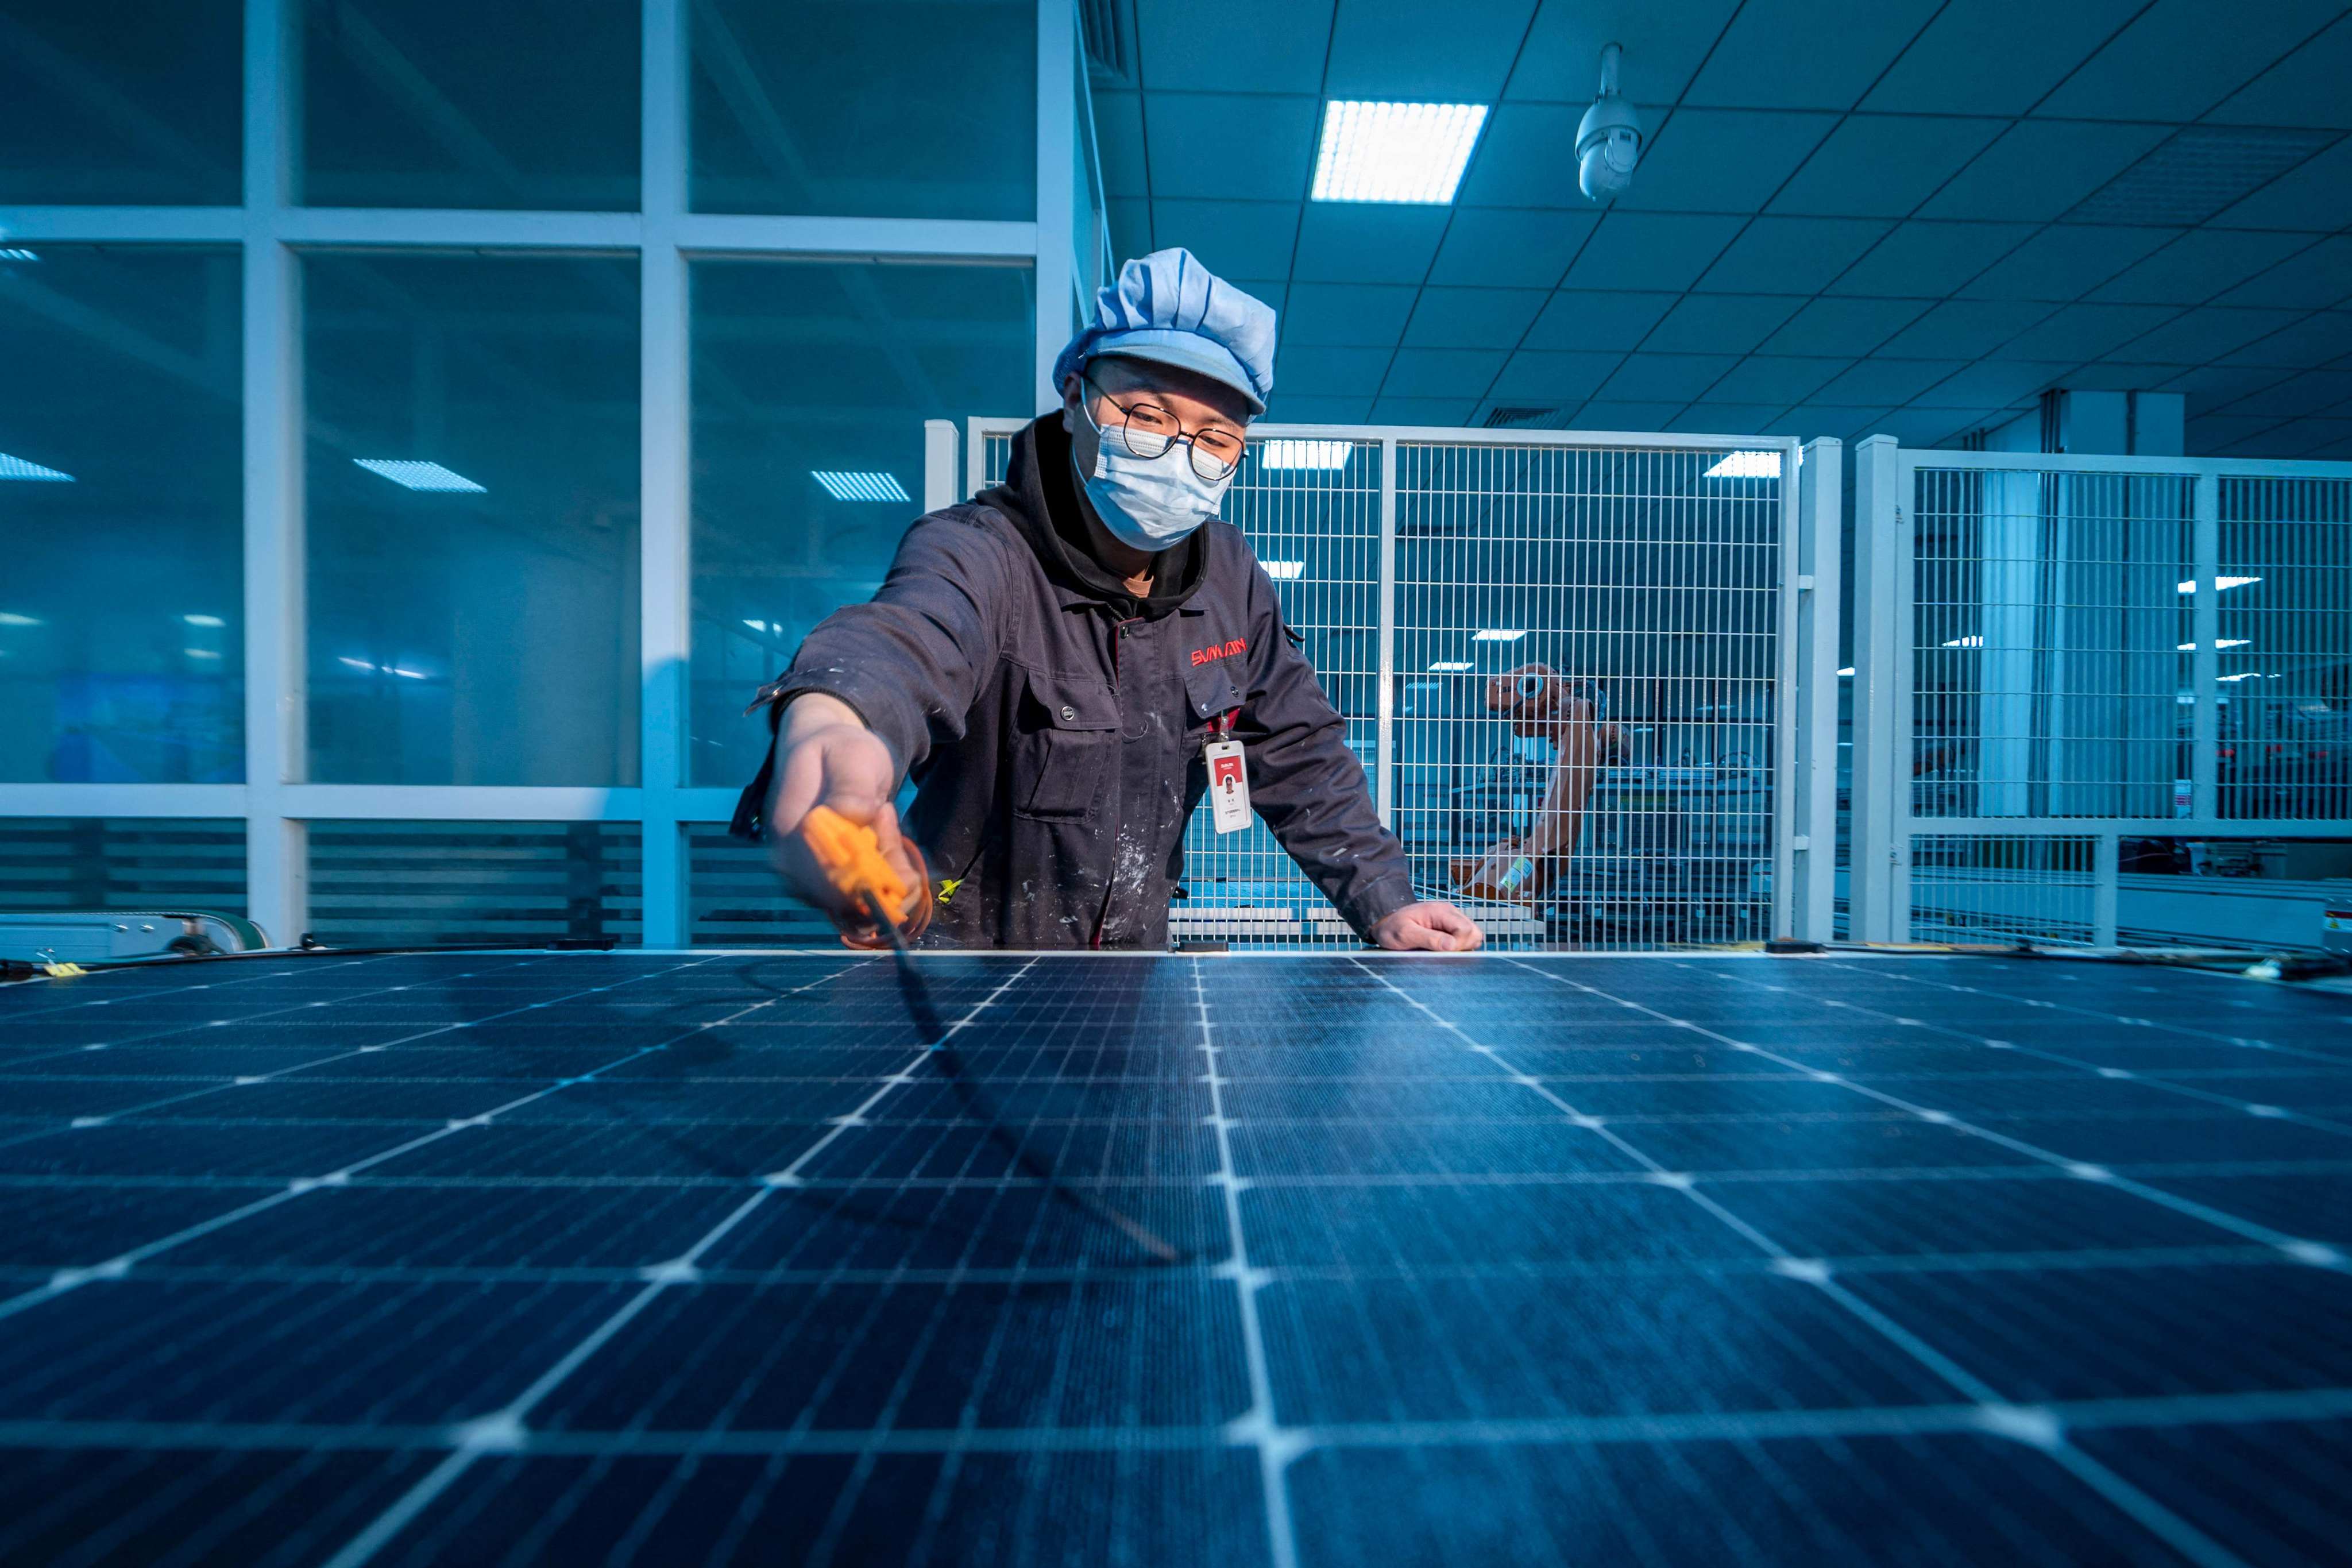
[733,248,1482,953]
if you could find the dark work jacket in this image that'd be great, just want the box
[732,414,1416,949]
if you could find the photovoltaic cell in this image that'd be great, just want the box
[0,949,2347,1566]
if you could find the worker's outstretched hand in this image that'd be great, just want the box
[764,694,928,940]
[1370,901,1485,953]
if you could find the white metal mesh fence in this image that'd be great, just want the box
[2218,477,2352,820]
[1908,833,2096,945]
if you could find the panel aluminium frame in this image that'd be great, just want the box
[0,0,1075,951]
[955,420,1838,945]
[1848,439,2352,947]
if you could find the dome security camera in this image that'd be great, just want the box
[1575,43,1642,203]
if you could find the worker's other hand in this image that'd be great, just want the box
[764,694,926,936]
[1370,901,1485,953]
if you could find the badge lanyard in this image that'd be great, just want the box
[1204,708,1250,835]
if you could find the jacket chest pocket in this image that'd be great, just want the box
[1014,669,1120,819]
[1181,660,1244,748]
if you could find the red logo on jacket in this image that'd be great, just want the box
[1191,638,1247,667]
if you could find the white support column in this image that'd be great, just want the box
[1791,439,1843,941]
[638,0,691,948]
[242,0,305,947]
[1033,0,1076,412]
[2190,474,2220,822]
[1374,437,1397,830]
[923,419,959,512]
[1848,435,1903,943]
[2092,832,2119,948]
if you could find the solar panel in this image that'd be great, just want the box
[2,951,2348,1566]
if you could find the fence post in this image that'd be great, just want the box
[2191,474,2220,822]
[1375,435,1397,830]
[923,419,959,513]
[1849,435,1902,943]
[1792,438,1843,941]
[2093,832,2119,947]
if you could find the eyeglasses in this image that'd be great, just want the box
[1083,374,1246,483]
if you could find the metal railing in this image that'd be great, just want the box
[961,419,1841,949]
[1849,438,2352,950]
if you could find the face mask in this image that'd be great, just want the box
[1074,397,1235,553]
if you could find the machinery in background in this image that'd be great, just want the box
[0,910,270,965]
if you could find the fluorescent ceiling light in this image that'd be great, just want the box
[1838,667,1855,677]
[388,666,428,679]
[2217,672,2265,682]
[0,451,72,482]
[1261,561,1307,581]
[1944,635,1983,647]
[182,647,220,659]
[0,612,40,627]
[183,613,225,628]
[1472,629,1524,643]
[1258,439,1353,470]
[338,656,375,671]
[1704,450,1782,480]
[2176,576,2260,593]
[1312,101,1489,204]
[2178,640,2253,650]
[1429,661,1475,672]
[812,470,910,503]
[0,248,37,261]
[742,619,770,632]
[356,458,484,493]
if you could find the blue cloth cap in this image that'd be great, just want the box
[1052,248,1275,414]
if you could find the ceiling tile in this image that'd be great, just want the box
[2103,307,2304,365]
[1917,121,2173,222]
[1151,198,1299,279]
[1571,400,1691,430]
[1324,0,1538,99]
[2208,15,2352,128]
[1767,116,2006,218]
[1523,291,1679,350]
[1094,91,1151,198]
[2057,362,2195,392]
[1560,213,1744,291]
[1401,288,1548,349]
[1760,297,1932,356]
[1144,94,1318,200]
[1281,283,1420,346]
[1264,396,1375,424]
[1910,361,2072,408]
[1234,279,1290,319]
[1858,0,2146,115]
[1507,0,1741,105]
[1704,356,1850,403]
[1277,345,1396,397]
[1640,293,1809,355]
[1489,349,1621,401]
[1777,404,1896,440]
[2210,141,2352,231]
[1292,204,1451,284]
[2214,416,2349,457]
[1823,221,2036,298]
[1993,302,2179,361]
[1368,396,1482,426]
[2035,0,2349,122]
[1107,198,1152,262]
[1683,0,1941,110]
[2222,311,2352,368]
[1453,103,1584,207]
[1813,358,1969,405]
[2186,413,2293,453]
[2216,369,2352,418]
[1693,217,1891,294]
[1874,299,2053,358]
[1136,0,1334,93]
[1427,208,1600,287]
[1384,347,1509,398]
[2212,237,2352,311]
[1596,353,1739,401]
[1671,403,1787,433]
[2087,231,2316,306]
[1870,407,1984,446]
[1957,226,2179,303]
[2154,364,2297,415]
[1611,109,1838,213]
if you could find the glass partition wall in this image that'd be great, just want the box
[0,0,1077,946]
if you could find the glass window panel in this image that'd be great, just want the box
[0,246,244,783]
[306,821,640,946]
[688,259,1033,787]
[690,0,1035,219]
[0,819,247,917]
[305,253,639,785]
[0,2,241,204]
[301,0,639,209]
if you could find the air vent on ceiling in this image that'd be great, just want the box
[2065,126,2339,227]
[1482,405,1564,428]
[1080,0,1132,84]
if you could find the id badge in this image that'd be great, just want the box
[1206,740,1251,833]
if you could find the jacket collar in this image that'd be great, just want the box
[986,415,1207,620]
